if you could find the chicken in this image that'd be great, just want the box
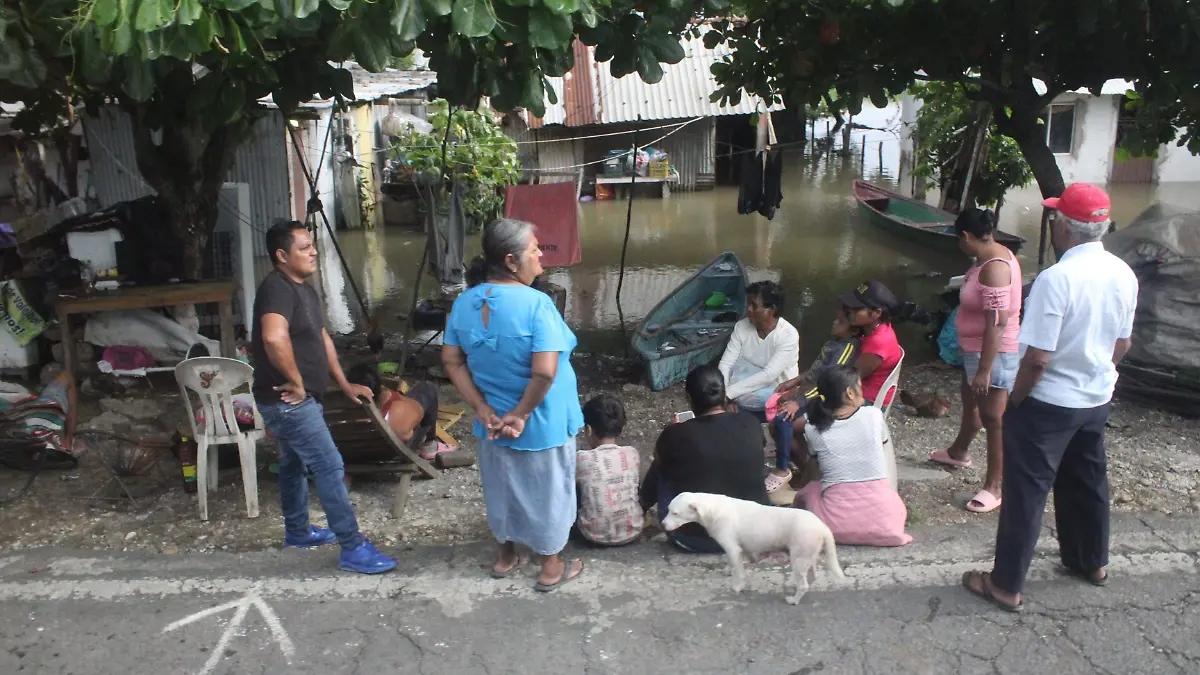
[899,389,953,418]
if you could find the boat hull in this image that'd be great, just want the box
[853,180,1026,253]
[631,251,748,391]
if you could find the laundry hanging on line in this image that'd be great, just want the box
[737,150,784,220]
[503,182,582,268]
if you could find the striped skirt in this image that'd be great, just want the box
[477,436,577,556]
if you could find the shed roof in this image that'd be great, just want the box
[529,30,771,128]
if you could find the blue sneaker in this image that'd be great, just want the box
[339,540,397,575]
[284,525,337,549]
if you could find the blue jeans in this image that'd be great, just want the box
[259,397,363,549]
[772,415,795,470]
[728,361,776,412]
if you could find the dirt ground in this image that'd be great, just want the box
[1,352,1198,556]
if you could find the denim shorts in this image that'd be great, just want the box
[962,351,1019,392]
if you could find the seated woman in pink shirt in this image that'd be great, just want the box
[838,281,906,406]
[929,208,1022,514]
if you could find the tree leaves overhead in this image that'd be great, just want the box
[706,0,1200,195]
[392,0,427,42]
[451,0,497,38]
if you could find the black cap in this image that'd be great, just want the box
[839,281,898,310]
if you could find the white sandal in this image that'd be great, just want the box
[765,471,792,493]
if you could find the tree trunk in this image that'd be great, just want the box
[1012,123,1065,199]
[128,106,250,280]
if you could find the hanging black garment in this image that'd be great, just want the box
[737,151,764,215]
[757,150,784,220]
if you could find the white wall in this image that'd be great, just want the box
[1051,92,1120,185]
[1155,133,1200,183]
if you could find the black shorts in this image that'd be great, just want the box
[407,381,439,444]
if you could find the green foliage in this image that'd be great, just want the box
[911,81,1032,208]
[388,101,520,229]
[704,0,1200,193]
[0,0,713,274]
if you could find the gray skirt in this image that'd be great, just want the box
[477,436,577,556]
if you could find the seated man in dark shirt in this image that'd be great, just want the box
[640,364,770,553]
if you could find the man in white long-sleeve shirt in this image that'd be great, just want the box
[718,281,801,418]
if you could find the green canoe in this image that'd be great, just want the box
[632,252,748,391]
[853,180,1026,253]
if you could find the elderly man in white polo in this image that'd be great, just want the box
[962,183,1139,612]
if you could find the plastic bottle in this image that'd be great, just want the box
[174,430,199,494]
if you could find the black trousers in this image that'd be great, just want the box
[992,396,1112,595]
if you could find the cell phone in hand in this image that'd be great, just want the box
[674,410,695,423]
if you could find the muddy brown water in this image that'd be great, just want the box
[324,150,1200,367]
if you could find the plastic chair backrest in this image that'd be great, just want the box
[175,357,261,442]
[874,348,905,420]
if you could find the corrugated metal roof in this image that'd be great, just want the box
[259,63,436,109]
[531,30,766,127]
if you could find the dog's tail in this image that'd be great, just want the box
[822,526,845,579]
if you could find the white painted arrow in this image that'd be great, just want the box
[162,591,295,675]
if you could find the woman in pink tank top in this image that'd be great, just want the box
[929,209,1022,515]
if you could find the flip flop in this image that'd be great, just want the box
[420,440,453,461]
[962,571,1023,613]
[1063,566,1110,587]
[489,554,528,579]
[929,449,973,469]
[534,558,584,592]
[966,490,1002,513]
[765,470,793,493]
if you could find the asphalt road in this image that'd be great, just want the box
[0,513,1197,675]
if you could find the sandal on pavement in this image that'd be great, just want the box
[929,449,973,469]
[420,440,453,461]
[962,571,1023,613]
[489,554,528,579]
[966,490,1002,514]
[1063,566,1110,587]
[534,558,584,592]
[765,471,793,493]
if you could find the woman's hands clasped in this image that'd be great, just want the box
[475,403,527,440]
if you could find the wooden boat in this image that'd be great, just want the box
[853,180,1026,253]
[632,252,748,391]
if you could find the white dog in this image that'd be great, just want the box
[662,492,845,605]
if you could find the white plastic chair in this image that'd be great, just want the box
[873,348,905,422]
[174,357,265,521]
[873,348,904,491]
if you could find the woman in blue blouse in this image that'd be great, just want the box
[442,218,585,591]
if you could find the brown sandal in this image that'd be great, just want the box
[962,571,1023,613]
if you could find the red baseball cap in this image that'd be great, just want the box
[1042,183,1111,223]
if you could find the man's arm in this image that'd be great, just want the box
[324,329,372,401]
[1113,337,1133,366]
[260,314,303,390]
[1009,275,1065,407]
[1009,347,1052,407]
[717,322,746,386]
[725,326,800,400]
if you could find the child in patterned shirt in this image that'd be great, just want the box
[575,394,643,546]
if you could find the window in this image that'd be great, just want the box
[1043,103,1076,154]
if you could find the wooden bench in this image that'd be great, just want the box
[322,393,440,521]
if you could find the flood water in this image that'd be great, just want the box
[322,125,1200,367]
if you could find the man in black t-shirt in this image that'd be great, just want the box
[251,220,395,575]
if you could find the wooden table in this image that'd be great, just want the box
[56,280,238,379]
[595,175,679,199]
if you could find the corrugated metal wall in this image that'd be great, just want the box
[582,117,716,190]
[84,106,293,258]
[505,117,715,190]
